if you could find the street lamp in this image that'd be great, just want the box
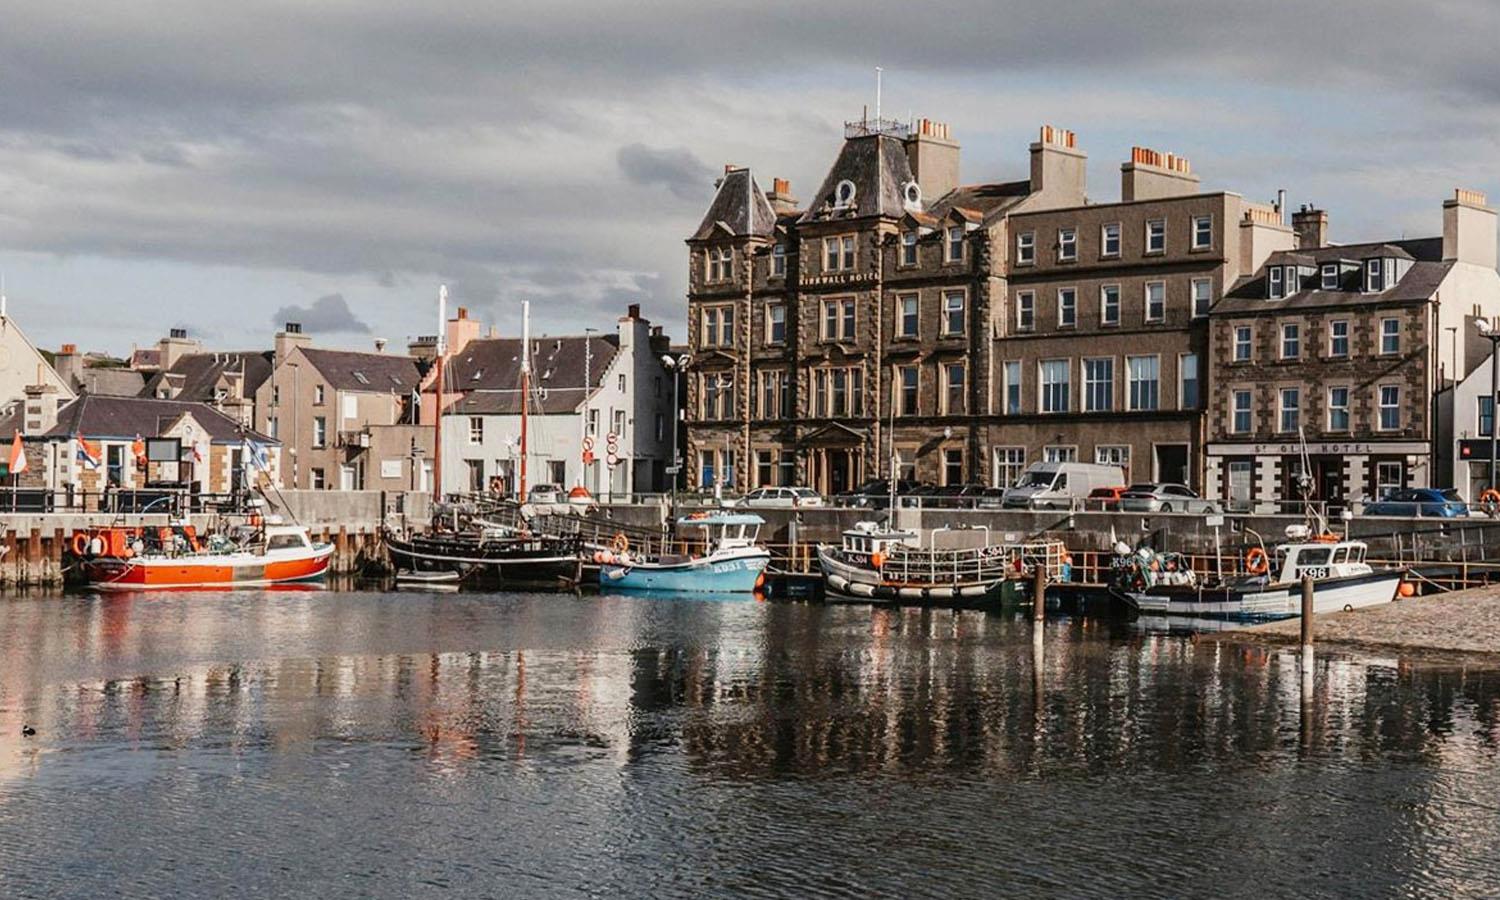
[661,353,690,518]
[1478,318,1500,495]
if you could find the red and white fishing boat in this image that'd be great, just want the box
[76,522,334,591]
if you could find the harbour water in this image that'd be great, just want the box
[1,588,1498,898]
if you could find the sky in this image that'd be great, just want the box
[3,1,1500,357]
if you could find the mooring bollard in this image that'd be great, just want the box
[1032,562,1046,623]
[1300,573,1315,671]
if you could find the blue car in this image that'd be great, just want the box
[1363,488,1468,517]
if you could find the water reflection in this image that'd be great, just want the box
[0,591,1498,896]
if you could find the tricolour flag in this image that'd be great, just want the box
[8,431,27,476]
[75,433,102,470]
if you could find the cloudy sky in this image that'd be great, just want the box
[3,1,1499,356]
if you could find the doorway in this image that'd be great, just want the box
[1314,457,1344,511]
[1154,444,1189,486]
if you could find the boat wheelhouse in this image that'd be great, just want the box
[818,521,1056,606]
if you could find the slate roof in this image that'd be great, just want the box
[927,180,1032,223]
[129,348,161,370]
[1218,236,1453,315]
[689,168,777,241]
[299,348,424,393]
[442,334,619,415]
[73,367,147,397]
[798,133,916,224]
[44,395,274,443]
[140,351,272,402]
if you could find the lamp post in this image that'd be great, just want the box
[661,353,689,520]
[1479,318,1500,494]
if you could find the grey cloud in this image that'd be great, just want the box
[270,293,370,334]
[617,144,714,201]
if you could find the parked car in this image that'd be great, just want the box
[835,479,921,509]
[1362,488,1468,518]
[915,483,993,509]
[1086,486,1128,511]
[527,483,564,505]
[1117,483,1219,514]
[1002,462,1126,510]
[726,486,825,509]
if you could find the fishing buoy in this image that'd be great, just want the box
[870,551,885,568]
[1397,581,1415,598]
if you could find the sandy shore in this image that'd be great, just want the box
[1205,586,1500,660]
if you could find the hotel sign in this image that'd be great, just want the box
[801,272,874,288]
[1207,440,1429,456]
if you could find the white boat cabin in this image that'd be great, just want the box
[1269,526,1371,584]
[840,522,920,558]
[677,513,765,550]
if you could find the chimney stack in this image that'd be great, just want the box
[274,321,311,364]
[1028,125,1087,207]
[765,177,799,214]
[1444,188,1497,269]
[1291,205,1328,250]
[444,305,482,356]
[157,327,201,371]
[53,343,82,391]
[903,118,961,204]
[374,338,388,353]
[1121,145,1199,202]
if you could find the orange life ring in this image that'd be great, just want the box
[70,532,90,556]
[610,532,629,554]
[1481,489,1500,506]
[1245,547,1270,575]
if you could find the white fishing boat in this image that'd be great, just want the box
[1112,525,1404,620]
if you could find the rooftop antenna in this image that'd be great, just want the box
[875,66,883,122]
[1,271,7,320]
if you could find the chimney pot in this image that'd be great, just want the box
[627,303,641,319]
[60,343,76,355]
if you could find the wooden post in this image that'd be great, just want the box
[1032,560,1046,622]
[1300,574,1315,647]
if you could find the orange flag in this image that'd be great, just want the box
[7,431,26,476]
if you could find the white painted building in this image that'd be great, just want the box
[437,306,675,499]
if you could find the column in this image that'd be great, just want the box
[1255,455,1279,511]
[1345,455,1368,503]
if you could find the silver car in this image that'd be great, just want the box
[727,487,824,509]
[1117,483,1219,514]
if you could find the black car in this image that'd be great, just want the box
[919,483,993,509]
[834,479,921,509]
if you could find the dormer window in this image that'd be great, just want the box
[834,179,857,208]
[1321,264,1338,290]
[771,243,786,277]
[1268,266,1284,299]
[902,181,922,210]
[1365,258,1387,292]
[900,230,918,266]
[945,226,965,263]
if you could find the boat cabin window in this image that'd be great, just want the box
[1331,546,1348,564]
[1349,545,1365,564]
[1296,547,1332,567]
[266,533,305,551]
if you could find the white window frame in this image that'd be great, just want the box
[824,235,855,272]
[1179,352,1199,410]
[896,293,920,339]
[1042,445,1078,463]
[1380,318,1400,355]
[896,364,920,416]
[1095,444,1131,479]
[1268,266,1284,299]
[771,243,786,277]
[1057,287,1077,328]
[993,446,1026,488]
[765,302,786,345]
[1145,219,1166,254]
[1232,389,1252,434]
[1126,355,1160,412]
[1279,387,1300,434]
[1281,323,1301,360]
[1233,325,1253,362]
[1376,461,1404,499]
[1321,263,1338,290]
[1015,231,1035,265]
[1378,384,1400,431]
[942,290,967,337]
[1192,215,1212,249]
[468,416,484,445]
[1083,356,1114,412]
[1058,227,1077,261]
[1191,278,1212,318]
[942,363,967,415]
[899,231,917,267]
[1039,358,1070,414]
[1365,258,1384,292]
[1003,360,1022,415]
[1101,222,1121,258]
[1328,386,1350,432]
[1100,284,1120,326]
[1329,320,1349,358]
[1145,281,1165,323]
[1016,291,1035,332]
[945,225,965,263]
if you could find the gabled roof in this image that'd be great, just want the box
[299,348,424,393]
[689,168,777,241]
[45,394,273,443]
[927,180,1032,223]
[140,351,272,403]
[442,334,619,415]
[798,133,915,224]
[73,367,147,397]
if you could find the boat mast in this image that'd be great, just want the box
[433,284,447,502]
[520,299,530,501]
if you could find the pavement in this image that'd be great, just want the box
[1208,586,1500,660]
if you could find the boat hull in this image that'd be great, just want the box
[816,544,1017,608]
[83,544,334,591]
[599,549,769,593]
[385,532,581,586]
[1122,570,1403,620]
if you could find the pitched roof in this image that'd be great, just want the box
[299,348,424,393]
[798,133,916,224]
[1217,260,1454,314]
[140,351,272,402]
[927,180,1032,223]
[443,334,619,415]
[689,168,777,241]
[129,348,161,370]
[73,367,147,397]
[44,394,273,443]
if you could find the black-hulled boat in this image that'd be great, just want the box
[384,524,582,587]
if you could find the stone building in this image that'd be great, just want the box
[1205,190,1500,509]
[1000,149,1291,488]
[255,323,430,491]
[684,120,1091,494]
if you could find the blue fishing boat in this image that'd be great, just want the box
[598,512,770,594]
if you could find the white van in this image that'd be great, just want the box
[1001,462,1126,511]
